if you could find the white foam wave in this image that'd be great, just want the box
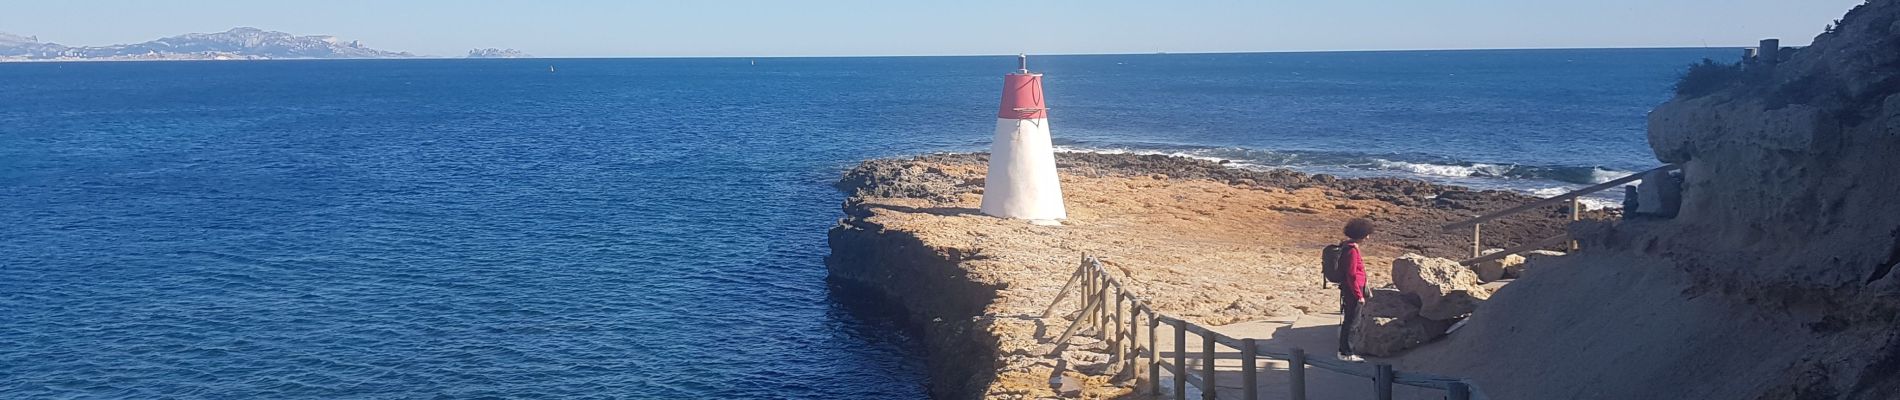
[1056,143,1641,209]
[1372,159,1511,178]
[1586,167,1631,184]
[1530,186,1624,210]
[1054,145,1244,167]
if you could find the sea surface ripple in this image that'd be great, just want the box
[0,50,1727,398]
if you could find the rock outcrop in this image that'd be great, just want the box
[1507,250,1566,279]
[1351,288,1454,357]
[1396,2,1900,398]
[1629,3,1900,394]
[825,152,1588,398]
[1471,248,1526,282]
[1392,253,1492,320]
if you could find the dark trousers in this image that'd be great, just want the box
[1338,286,1363,356]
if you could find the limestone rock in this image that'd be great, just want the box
[1471,248,1525,282]
[1392,253,1493,320]
[1509,250,1567,279]
[1351,288,1454,357]
[1052,375,1083,397]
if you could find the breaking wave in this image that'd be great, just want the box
[1051,139,1644,207]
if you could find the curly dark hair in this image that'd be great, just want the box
[1344,218,1374,240]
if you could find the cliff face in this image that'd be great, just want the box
[827,215,1003,399]
[1639,2,1900,396]
[1400,2,1900,399]
[1645,0,1900,304]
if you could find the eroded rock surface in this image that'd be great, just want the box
[826,152,1580,398]
[1471,248,1525,282]
[1351,288,1454,357]
[1391,253,1492,320]
[1508,249,1566,279]
[1396,3,1900,399]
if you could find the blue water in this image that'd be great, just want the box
[1,48,1730,398]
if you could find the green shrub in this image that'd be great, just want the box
[1675,58,1745,98]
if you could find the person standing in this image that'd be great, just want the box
[1338,218,1373,362]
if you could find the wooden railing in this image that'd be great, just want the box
[1440,164,1679,265]
[1044,254,1485,400]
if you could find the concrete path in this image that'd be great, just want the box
[1145,312,1445,400]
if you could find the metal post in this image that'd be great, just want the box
[1241,338,1258,400]
[1290,348,1308,400]
[1149,316,1161,395]
[1472,223,1483,258]
[1201,331,1216,400]
[1449,381,1471,400]
[1376,364,1394,400]
[1173,320,1187,400]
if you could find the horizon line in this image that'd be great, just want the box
[1,45,1763,64]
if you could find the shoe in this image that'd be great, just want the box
[1337,354,1364,362]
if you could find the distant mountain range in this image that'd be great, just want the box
[0,27,523,61]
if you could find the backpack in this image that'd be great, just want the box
[1321,243,1349,287]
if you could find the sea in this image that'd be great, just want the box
[0,48,1734,398]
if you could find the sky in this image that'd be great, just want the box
[0,0,1869,57]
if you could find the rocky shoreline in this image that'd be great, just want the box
[826,152,1587,398]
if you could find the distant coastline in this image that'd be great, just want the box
[0,56,540,63]
[0,27,525,62]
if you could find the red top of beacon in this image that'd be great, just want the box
[997,54,1047,120]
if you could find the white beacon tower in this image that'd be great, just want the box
[980,55,1067,222]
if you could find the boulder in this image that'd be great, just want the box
[1351,288,1454,357]
[1392,253,1493,320]
[1509,250,1568,279]
[1471,248,1525,282]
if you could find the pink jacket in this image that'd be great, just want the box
[1346,242,1367,300]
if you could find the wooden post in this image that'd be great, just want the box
[1086,265,1102,331]
[1290,348,1308,400]
[1241,338,1258,400]
[1201,331,1216,400]
[1110,291,1123,373]
[1096,274,1109,340]
[1090,268,1103,337]
[1040,262,1086,318]
[1472,223,1483,258]
[1127,303,1140,379]
[1046,292,1104,356]
[1448,381,1471,400]
[1570,197,1582,250]
[1375,364,1394,400]
[1172,320,1187,400]
[1149,316,1161,395]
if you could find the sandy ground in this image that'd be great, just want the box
[831,153,1580,398]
